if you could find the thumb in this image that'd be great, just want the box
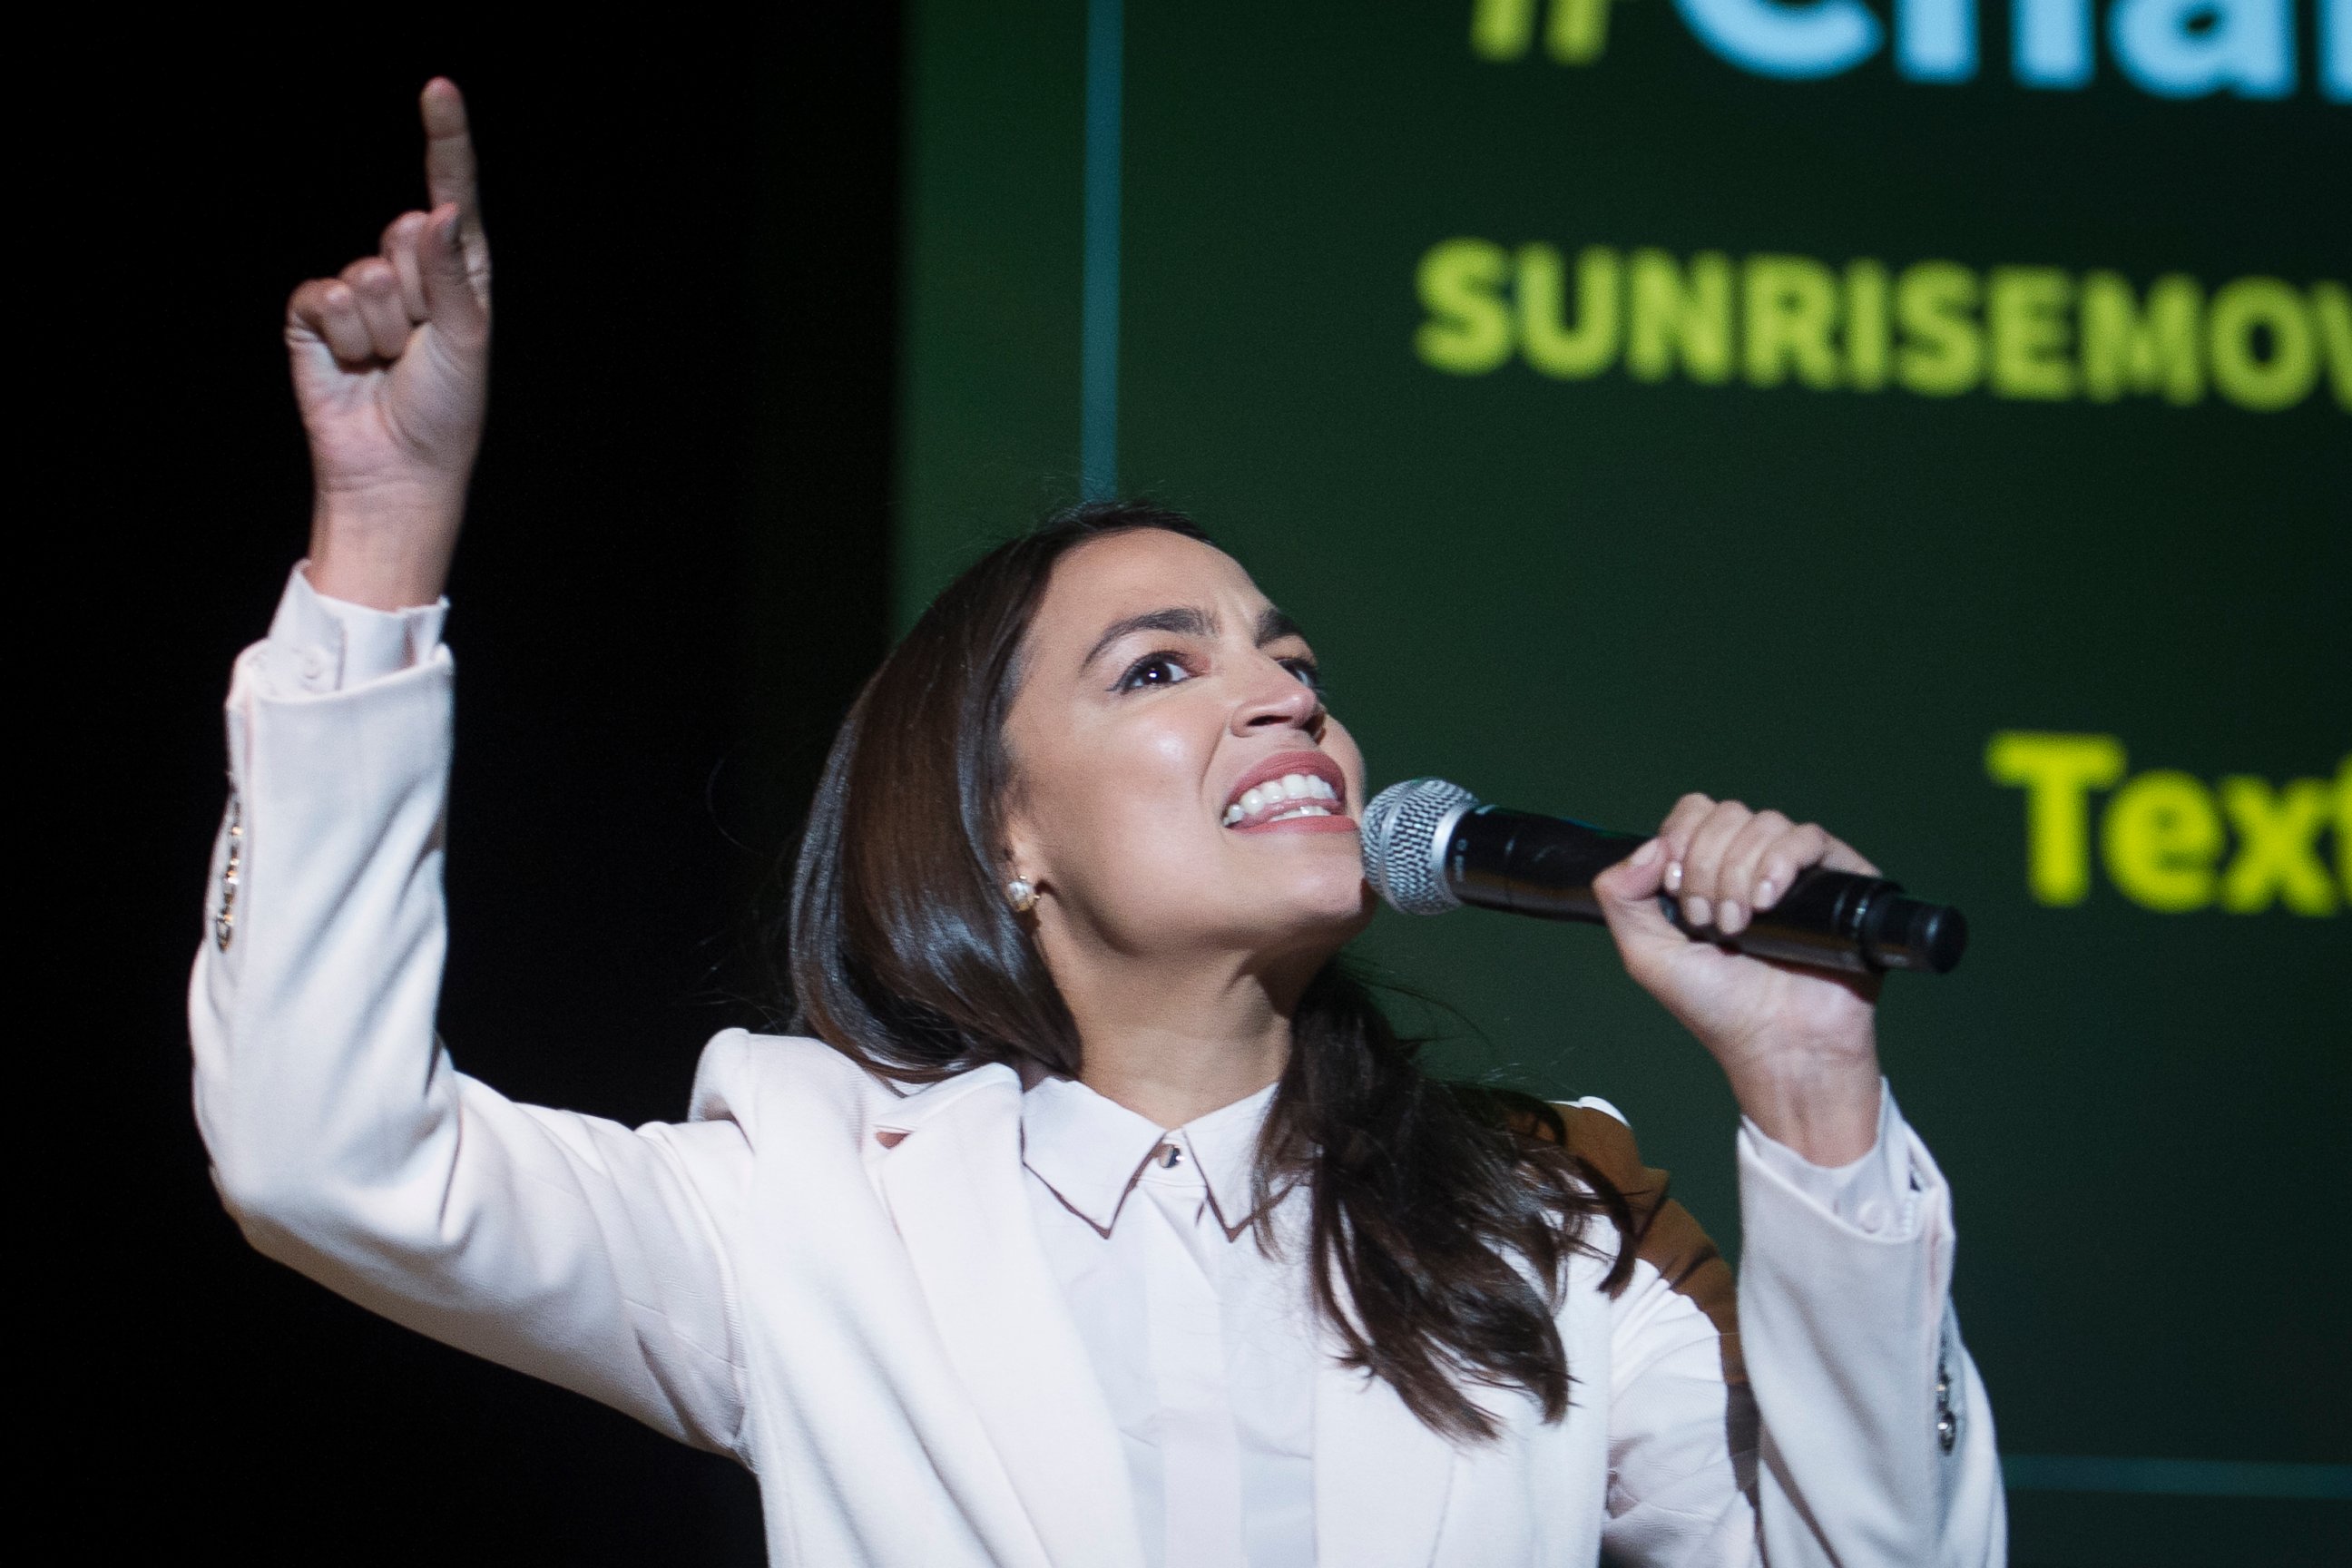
[419,202,489,349]
[1592,838,1686,968]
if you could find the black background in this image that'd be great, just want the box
[70,17,903,1561]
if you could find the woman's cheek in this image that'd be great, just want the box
[1327,720,1368,808]
[1085,785,1208,898]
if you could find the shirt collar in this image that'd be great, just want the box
[1020,1076,1280,1237]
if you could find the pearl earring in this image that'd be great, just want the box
[1005,877,1036,913]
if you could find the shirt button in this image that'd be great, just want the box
[1153,1142,1182,1168]
[1855,1198,1888,1234]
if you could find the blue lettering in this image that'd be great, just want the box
[2325,0,2352,99]
[1898,0,1981,78]
[2015,0,2098,84]
[2110,0,2296,98]
[1672,0,1884,78]
[1644,0,2343,99]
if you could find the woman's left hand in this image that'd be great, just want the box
[1591,795,1885,1165]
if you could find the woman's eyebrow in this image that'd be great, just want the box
[1079,603,1304,671]
[1082,606,1214,670]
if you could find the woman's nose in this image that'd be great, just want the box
[1231,659,1324,736]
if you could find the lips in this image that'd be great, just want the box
[1221,750,1353,833]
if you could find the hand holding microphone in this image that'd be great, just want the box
[1362,779,1967,1164]
[1361,779,1965,975]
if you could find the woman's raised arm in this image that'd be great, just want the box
[189,84,751,1457]
[289,77,489,610]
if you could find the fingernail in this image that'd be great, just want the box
[1664,860,1683,892]
[1754,878,1777,909]
[1683,895,1710,926]
[1632,838,1661,867]
[1720,901,1745,933]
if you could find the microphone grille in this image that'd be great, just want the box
[1361,778,1476,916]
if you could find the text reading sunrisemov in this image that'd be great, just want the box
[1416,241,2351,415]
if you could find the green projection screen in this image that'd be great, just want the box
[898,4,2350,1559]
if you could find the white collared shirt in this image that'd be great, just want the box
[1020,1077,1318,1568]
[1016,1074,1918,1568]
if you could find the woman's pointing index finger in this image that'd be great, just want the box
[419,78,479,223]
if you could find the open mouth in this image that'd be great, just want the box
[1220,752,1352,831]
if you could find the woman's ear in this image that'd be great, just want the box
[998,789,1046,889]
[997,818,1044,911]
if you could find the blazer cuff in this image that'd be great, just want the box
[254,562,449,698]
[1740,1079,1920,1240]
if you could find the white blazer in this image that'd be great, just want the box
[190,621,2005,1566]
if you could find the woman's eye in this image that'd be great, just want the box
[1116,652,1192,691]
[1281,658,1324,692]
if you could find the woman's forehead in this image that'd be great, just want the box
[1036,530,1268,637]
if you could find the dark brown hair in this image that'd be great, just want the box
[787,501,1631,1441]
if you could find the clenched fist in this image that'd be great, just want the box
[288,78,490,610]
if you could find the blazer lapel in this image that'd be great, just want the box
[1314,1348,1458,1568]
[875,1067,1147,1568]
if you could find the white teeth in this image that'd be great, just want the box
[1225,770,1345,827]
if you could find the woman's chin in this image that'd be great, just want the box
[1249,874,1378,955]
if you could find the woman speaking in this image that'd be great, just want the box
[191,82,2004,1565]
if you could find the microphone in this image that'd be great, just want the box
[1360,779,1966,975]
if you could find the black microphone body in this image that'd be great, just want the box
[1364,781,1967,976]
